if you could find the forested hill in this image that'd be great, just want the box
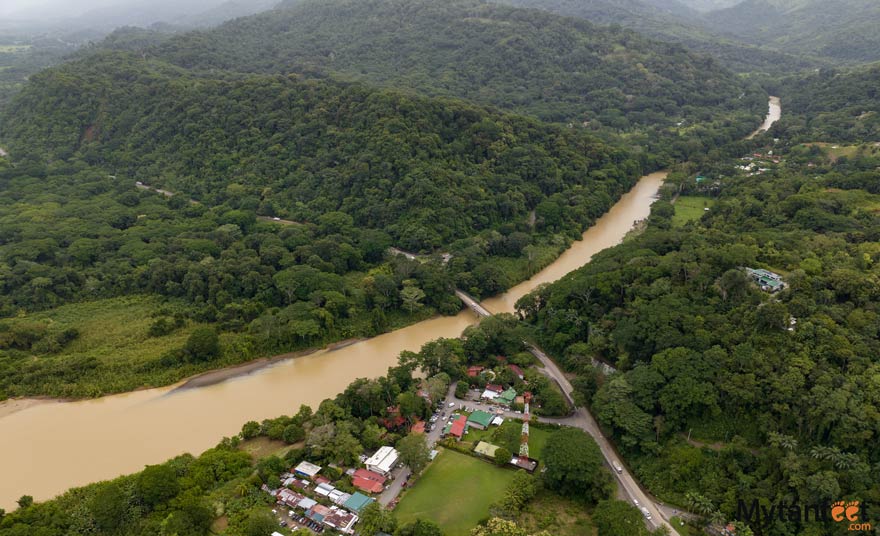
[1,51,642,249]
[149,0,760,131]
[493,0,822,73]
[772,64,880,143]
[702,0,880,63]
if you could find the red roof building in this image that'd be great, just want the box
[351,468,386,494]
[508,364,524,379]
[485,383,503,393]
[314,476,331,486]
[380,405,407,430]
[467,365,484,377]
[450,415,468,439]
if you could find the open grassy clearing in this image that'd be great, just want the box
[395,449,517,536]
[672,196,715,226]
[0,295,194,367]
[514,492,596,536]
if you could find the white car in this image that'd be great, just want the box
[640,506,652,520]
[612,461,623,474]
[633,499,640,507]
[448,402,455,407]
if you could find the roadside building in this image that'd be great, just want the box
[352,468,386,494]
[293,461,322,480]
[496,388,517,406]
[365,446,400,476]
[329,489,352,505]
[450,414,468,440]
[491,416,504,426]
[467,410,494,430]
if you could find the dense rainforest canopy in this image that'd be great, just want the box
[518,138,880,534]
[147,0,764,133]
[773,64,880,143]
[0,48,646,397]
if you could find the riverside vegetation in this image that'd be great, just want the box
[0,0,769,399]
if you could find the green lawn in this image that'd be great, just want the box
[514,493,596,536]
[672,196,715,226]
[395,449,517,536]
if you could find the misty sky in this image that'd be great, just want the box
[0,0,117,19]
[0,0,230,21]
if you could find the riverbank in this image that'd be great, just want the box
[170,337,366,391]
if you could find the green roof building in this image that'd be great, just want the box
[343,492,374,513]
[467,410,494,430]
[497,388,517,406]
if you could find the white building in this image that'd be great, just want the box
[365,446,399,476]
[293,460,322,480]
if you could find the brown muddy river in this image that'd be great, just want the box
[0,172,666,509]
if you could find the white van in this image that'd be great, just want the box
[640,506,652,520]
[612,461,623,474]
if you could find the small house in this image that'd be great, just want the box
[293,461,322,480]
[467,365,485,377]
[496,388,517,406]
[450,415,468,440]
[324,506,359,534]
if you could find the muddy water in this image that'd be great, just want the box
[0,171,666,510]
[747,96,782,139]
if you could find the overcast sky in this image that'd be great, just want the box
[0,0,226,21]
[0,0,115,19]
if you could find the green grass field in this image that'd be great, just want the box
[672,196,715,226]
[395,449,517,536]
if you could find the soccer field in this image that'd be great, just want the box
[395,449,517,536]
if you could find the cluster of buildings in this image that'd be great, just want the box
[745,267,786,293]
[265,447,401,534]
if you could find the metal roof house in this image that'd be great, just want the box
[343,491,375,513]
[467,410,494,430]
[365,446,400,476]
[293,460,322,480]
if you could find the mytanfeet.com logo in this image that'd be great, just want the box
[736,499,872,532]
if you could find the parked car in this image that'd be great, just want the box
[448,402,455,407]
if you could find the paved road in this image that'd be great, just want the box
[379,383,457,507]
[453,289,677,533]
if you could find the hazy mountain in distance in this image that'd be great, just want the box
[154,0,762,130]
[672,0,741,11]
[493,0,823,73]
[702,0,880,62]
